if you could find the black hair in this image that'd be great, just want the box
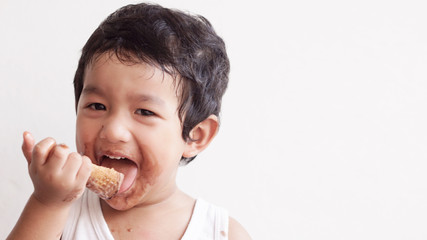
[73,3,230,164]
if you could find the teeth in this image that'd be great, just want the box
[106,155,125,160]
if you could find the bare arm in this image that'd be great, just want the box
[7,194,72,239]
[7,132,92,240]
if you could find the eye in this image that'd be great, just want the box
[135,109,155,116]
[87,103,106,111]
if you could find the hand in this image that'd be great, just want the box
[22,132,92,208]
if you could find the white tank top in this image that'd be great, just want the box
[62,190,229,240]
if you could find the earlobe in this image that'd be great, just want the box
[183,115,219,158]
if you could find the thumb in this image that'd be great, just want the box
[22,131,35,164]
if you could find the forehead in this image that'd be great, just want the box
[82,53,181,102]
[87,51,181,82]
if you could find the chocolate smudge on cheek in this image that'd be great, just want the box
[78,142,96,164]
[139,152,162,186]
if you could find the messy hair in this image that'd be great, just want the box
[73,3,230,164]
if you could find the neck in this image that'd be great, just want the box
[100,187,196,239]
[101,186,193,216]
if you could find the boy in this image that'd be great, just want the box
[8,3,251,239]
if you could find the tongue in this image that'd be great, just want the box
[101,158,138,193]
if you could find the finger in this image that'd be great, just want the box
[22,131,35,164]
[61,152,84,180]
[45,144,72,171]
[31,137,56,167]
[76,156,92,185]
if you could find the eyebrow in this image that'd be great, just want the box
[82,85,103,96]
[131,93,165,106]
[82,85,165,106]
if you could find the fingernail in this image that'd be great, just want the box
[23,131,33,140]
[57,143,69,149]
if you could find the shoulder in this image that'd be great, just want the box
[228,217,252,240]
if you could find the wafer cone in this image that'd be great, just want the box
[86,164,124,199]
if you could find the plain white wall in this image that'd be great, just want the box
[1,0,427,239]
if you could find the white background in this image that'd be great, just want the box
[1,0,427,239]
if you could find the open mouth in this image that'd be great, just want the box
[100,155,138,193]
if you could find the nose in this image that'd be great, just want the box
[99,113,131,143]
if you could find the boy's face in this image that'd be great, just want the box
[76,53,188,210]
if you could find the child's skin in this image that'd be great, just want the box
[9,133,92,239]
[8,53,251,239]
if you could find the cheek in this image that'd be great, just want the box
[75,116,97,155]
[137,129,183,185]
[144,126,186,163]
[75,120,84,153]
[76,132,89,155]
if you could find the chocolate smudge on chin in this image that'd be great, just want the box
[105,150,163,209]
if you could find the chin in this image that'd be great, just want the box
[105,198,134,211]
[104,183,151,211]
[104,193,144,211]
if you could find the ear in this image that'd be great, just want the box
[183,114,219,158]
